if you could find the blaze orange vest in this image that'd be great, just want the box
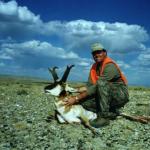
[90,57,127,85]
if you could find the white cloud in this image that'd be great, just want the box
[137,48,150,66]
[44,20,149,54]
[0,62,5,67]
[0,53,12,60]
[0,0,41,23]
[116,60,131,69]
[0,1,148,54]
[0,40,80,59]
[78,61,90,67]
[0,39,92,81]
[0,0,42,39]
[0,0,17,16]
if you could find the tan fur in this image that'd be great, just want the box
[54,97,97,124]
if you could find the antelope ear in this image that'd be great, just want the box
[65,84,78,93]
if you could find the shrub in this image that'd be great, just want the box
[17,89,28,95]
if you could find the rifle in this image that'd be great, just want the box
[120,113,150,124]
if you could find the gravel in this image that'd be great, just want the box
[0,78,150,150]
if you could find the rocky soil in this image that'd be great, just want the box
[0,76,150,150]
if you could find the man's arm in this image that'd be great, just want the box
[63,70,97,106]
[77,86,87,93]
[101,63,121,81]
[63,90,88,106]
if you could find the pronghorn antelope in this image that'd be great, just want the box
[44,65,97,133]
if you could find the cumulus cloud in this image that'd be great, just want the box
[0,53,12,60]
[0,0,42,39]
[0,62,5,67]
[0,40,80,59]
[44,20,149,54]
[0,0,40,23]
[0,40,91,73]
[137,48,150,67]
[0,1,149,54]
[116,60,131,69]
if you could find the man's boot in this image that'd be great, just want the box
[89,114,110,128]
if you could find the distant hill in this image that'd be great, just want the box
[0,74,50,83]
[0,74,86,85]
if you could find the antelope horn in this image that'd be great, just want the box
[60,65,75,83]
[48,66,59,82]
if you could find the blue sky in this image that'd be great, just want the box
[0,0,150,86]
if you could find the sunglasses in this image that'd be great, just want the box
[92,50,104,56]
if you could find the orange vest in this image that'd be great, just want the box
[90,57,127,85]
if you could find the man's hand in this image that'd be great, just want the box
[63,96,77,106]
[77,86,87,92]
[62,91,88,107]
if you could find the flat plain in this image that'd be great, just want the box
[0,76,150,150]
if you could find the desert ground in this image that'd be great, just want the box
[0,76,150,150]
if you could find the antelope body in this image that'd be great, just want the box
[44,65,97,123]
[55,100,97,123]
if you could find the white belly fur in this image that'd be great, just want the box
[55,101,97,123]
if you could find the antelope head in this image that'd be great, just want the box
[44,65,77,96]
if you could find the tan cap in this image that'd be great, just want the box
[91,43,104,53]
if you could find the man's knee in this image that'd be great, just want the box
[110,97,129,110]
[80,97,97,113]
[97,79,109,87]
[96,80,111,93]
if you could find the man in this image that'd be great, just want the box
[63,43,129,128]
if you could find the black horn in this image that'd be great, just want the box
[48,66,59,82]
[60,65,75,83]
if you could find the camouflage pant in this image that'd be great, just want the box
[81,79,129,114]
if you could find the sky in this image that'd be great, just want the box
[0,0,150,86]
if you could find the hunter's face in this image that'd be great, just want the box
[92,51,106,63]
